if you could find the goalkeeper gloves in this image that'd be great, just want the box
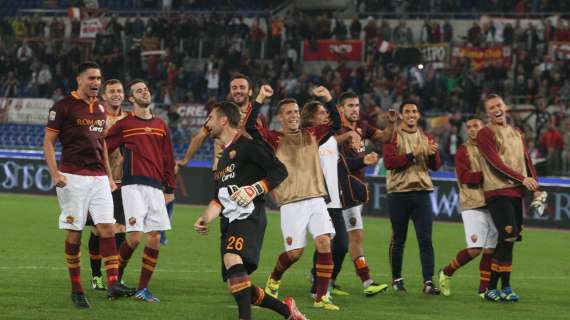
[229,181,266,207]
[530,191,548,216]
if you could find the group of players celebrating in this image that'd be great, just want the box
[44,61,544,319]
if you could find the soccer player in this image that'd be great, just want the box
[476,94,540,302]
[106,79,176,303]
[334,91,395,296]
[383,100,442,294]
[438,117,498,297]
[43,61,132,308]
[193,101,307,320]
[87,79,130,291]
[176,73,256,171]
[247,85,341,311]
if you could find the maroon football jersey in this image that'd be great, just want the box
[106,114,176,193]
[46,91,107,175]
[338,120,379,178]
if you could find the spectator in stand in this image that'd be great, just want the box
[333,17,348,40]
[37,64,53,97]
[540,120,564,175]
[350,17,361,39]
[419,20,431,44]
[393,20,412,44]
[443,18,453,42]
[431,21,441,43]
[206,68,220,98]
[467,22,482,46]
[562,119,570,174]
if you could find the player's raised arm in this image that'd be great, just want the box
[310,86,341,143]
[370,109,398,143]
[177,126,209,168]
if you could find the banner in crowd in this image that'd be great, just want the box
[395,43,449,68]
[451,45,512,71]
[549,41,570,62]
[176,103,208,135]
[0,98,53,124]
[365,176,570,229]
[80,18,105,39]
[303,40,363,61]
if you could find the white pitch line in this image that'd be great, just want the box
[1,265,569,280]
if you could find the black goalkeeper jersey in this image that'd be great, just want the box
[213,133,287,205]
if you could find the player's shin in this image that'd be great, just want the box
[251,286,290,317]
[227,264,253,319]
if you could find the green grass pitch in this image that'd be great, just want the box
[1,193,569,319]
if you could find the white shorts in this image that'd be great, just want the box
[461,209,498,249]
[342,204,364,232]
[57,173,114,231]
[280,197,335,251]
[122,184,171,233]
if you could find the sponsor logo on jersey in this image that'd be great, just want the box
[49,111,56,121]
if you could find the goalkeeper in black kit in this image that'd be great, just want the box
[193,101,308,320]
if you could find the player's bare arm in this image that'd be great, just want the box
[43,129,66,188]
[177,127,209,169]
[102,140,117,192]
[371,108,398,143]
[194,201,222,235]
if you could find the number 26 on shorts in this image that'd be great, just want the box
[226,236,244,251]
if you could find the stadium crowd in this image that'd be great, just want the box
[0,6,569,175]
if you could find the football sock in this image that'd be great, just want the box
[500,242,514,288]
[251,285,290,317]
[315,252,333,302]
[115,232,126,251]
[138,246,159,290]
[99,236,119,287]
[88,233,102,277]
[271,252,295,281]
[118,241,136,280]
[479,253,493,292]
[65,241,83,293]
[353,256,372,285]
[227,264,252,320]
[443,248,476,276]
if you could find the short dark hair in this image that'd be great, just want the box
[277,98,298,114]
[484,93,502,103]
[126,79,147,97]
[77,61,100,76]
[213,101,241,128]
[399,100,420,113]
[230,73,252,90]
[466,115,482,122]
[339,91,358,106]
[300,101,325,128]
[103,79,122,93]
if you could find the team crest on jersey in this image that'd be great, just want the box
[49,110,56,121]
[470,234,478,243]
[349,217,357,226]
[65,215,74,224]
[229,150,237,160]
[128,217,137,226]
[505,225,513,233]
[286,236,293,246]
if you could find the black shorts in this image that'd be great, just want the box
[86,189,126,226]
[487,196,523,242]
[220,204,267,281]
